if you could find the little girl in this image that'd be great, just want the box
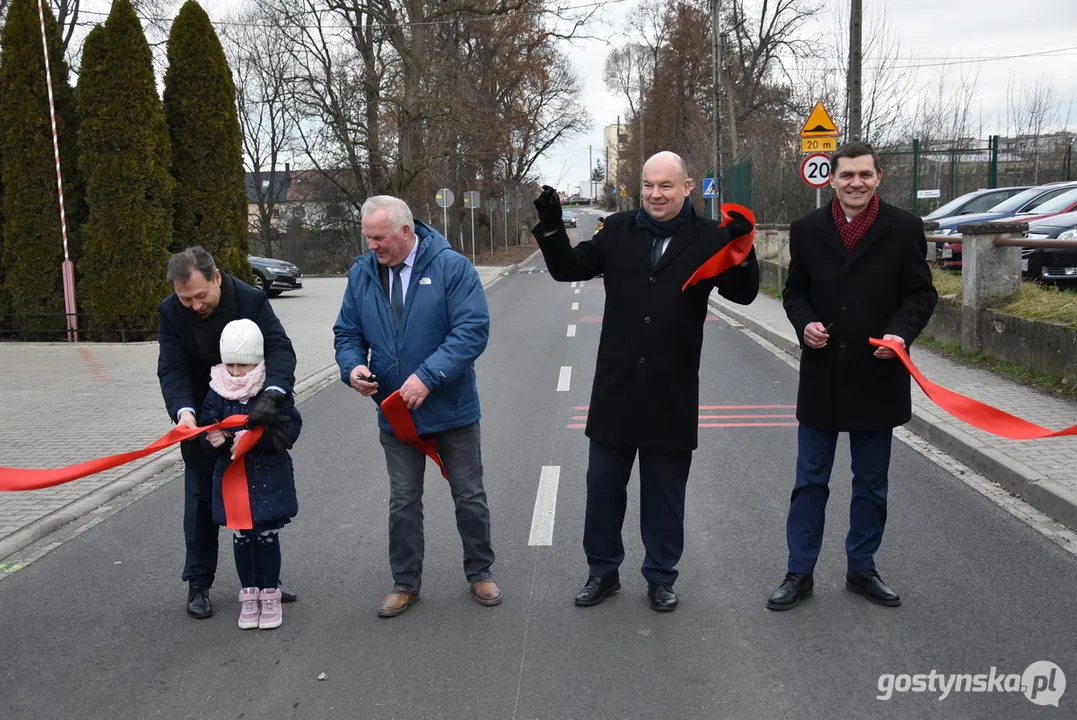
[201,319,301,630]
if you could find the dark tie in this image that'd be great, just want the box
[391,264,404,328]
[651,237,664,268]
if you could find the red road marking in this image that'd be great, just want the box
[572,405,795,411]
[78,347,109,381]
[569,414,795,421]
[577,316,717,323]
[566,423,797,429]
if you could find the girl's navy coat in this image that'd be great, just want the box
[200,390,302,527]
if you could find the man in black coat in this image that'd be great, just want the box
[533,151,759,612]
[767,142,938,612]
[157,246,298,618]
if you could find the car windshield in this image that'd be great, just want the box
[926,193,979,219]
[1020,187,1077,215]
[986,187,1059,213]
[563,211,576,218]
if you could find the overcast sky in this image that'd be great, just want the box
[539,0,1077,190]
[198,0,1077,194]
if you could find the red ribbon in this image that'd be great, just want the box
[0,415,263,530]
[381,390,448,479]
[871,337,1077,440]
[682,203,757,291]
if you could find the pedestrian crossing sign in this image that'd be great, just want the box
[703,178,717,198]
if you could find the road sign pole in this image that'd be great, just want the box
[443,205,448,238]
[470,207,476,264]
[816,188,821,209]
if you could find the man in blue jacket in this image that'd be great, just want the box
[334,195,499,617]
[158,246,298,619]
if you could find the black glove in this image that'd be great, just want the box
[726,210,753,241]
[533,185,564,230]
[268,420,295,454]
[247,388,286,427]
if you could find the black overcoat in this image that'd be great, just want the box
[782,201,938,432]
[534,208,759,451]
[157,273,297,469]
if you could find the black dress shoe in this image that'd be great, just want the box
[279,583,297,603]
[647,582,678,612]
[186,587,213,619]
[574,575,621,607]
[767,572,814,611]
[846,569,901,607]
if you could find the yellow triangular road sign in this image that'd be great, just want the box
[800,102,839,137]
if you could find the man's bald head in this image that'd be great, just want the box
[643,151,689,183]
[641,151,692,222]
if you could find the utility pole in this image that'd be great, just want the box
[848,0,863,141]
[639,69,645,205]
[711,0,722,216]
[589,144,593,201]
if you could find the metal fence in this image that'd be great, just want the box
[0,313,157,342]
[880,136,1075,215]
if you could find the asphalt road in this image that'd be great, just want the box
[2,222,1076,719]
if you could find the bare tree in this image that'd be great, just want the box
[221,2,299,258]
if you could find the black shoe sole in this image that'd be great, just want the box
[574,582,621,607]
[766,587,813,611]
[845,582,901,607]
[649,599,678,612]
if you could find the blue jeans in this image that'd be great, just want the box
[786,424,893,574]
[379,422,494,593]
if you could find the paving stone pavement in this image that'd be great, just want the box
[710,290,1077,532]
[0,267,510,560]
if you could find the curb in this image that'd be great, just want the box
[707,294,1077,532]
[0,363,342,564]
[480,248,543,291]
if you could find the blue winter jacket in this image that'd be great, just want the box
[333,221,490,435]
[200,390,302,528]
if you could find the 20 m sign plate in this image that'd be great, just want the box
[800,152,831,189]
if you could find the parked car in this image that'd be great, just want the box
[248,255,303,297]
[922,186,1029,221]
[563,210,578,228]
[996,187,1077,226]
[933,182,1077,268]
[1022,211,1077,282]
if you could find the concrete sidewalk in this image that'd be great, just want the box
[0,263,523,564]
[709,290,1077,532]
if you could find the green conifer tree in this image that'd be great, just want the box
[164,0,252,284]
[77,0,174,334]
[0,0,83,331]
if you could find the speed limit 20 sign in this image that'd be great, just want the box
[800,153,831,189]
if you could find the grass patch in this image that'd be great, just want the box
[995,283,1077,329]
[931,266,962,298]
[917,335,1077,400]
[760,285,782,300]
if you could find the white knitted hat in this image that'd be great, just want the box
[219,319,265,365]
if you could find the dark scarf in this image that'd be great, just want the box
[831,193,880,253]
[187,273,240,366]
[635,196,694,242]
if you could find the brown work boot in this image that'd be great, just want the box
[471,580,503,607]
[377,588,419,618]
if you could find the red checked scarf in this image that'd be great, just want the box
[831,193,879,253]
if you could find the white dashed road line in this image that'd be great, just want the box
[557,366,571,391]
[528,466,561,546]
[567,325,576,337]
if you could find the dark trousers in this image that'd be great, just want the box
[181,442,272,590]
[379,421,494,594]
[786,423,893,575]
[584,439,693,585]
[182,456,218,589]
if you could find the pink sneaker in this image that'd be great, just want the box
[238,587,260,629]
[259,588,282,629]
